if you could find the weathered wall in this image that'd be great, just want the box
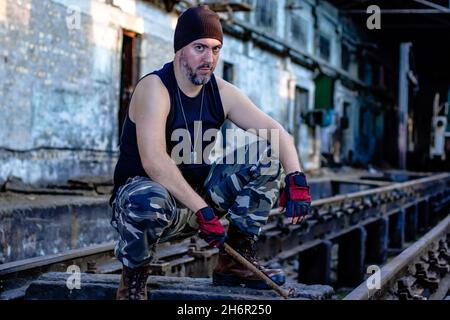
[1,0,120,183]
[0,0,387,184]
[0,0,177,184]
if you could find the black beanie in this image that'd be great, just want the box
[174,5,223,53]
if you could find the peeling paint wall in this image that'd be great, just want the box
[0,0,177,184]
[0,0,387,184]
[0,0,125,183]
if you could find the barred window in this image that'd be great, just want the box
[255,0,277,31]
[341,43,350,71]
[223,62,235,84]
[290,14,308,50]
[318,33,331,62]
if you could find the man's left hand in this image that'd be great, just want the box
[279,171,312,224]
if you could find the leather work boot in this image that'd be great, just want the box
[116,264,150,300]
[212,225,286,289]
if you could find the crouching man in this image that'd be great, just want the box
[109,5,312,300]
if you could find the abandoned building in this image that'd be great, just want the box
[0,0,449,301]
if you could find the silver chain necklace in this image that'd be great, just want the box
[176,85,205,164]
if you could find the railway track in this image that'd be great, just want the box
[0,236,219,299]
[1,172,449,299]
[344,215,450,300]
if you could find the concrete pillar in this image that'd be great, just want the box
[388,209,405,249]
[418,199,430,232]
[298,240,332,285]
[405,204,419,242]
[398,42,412,169]
[337,226,367,286]
[365,217,388,264]
[429,195,439,226]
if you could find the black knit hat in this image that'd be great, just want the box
[174,5,223,53]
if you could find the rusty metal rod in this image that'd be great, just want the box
[223,243,290,299]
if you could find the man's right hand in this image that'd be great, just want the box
[195,207,226,248]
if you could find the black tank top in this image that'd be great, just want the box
[110,62,225,205]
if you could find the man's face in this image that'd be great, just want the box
[179,38,222,86]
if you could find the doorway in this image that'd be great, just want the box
[118,30,141,140]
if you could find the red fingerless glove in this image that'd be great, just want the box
[279,171,312,219]
[195,207,226,248]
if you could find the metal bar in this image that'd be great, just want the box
[312,173,449,207]
[344,215,450,300]
[0,239,208,276]
[412,0,450,12]
[0,242,115,276]
[398,43,411,170]
[330,177,392,187]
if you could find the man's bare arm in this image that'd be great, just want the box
[132,75,208,212]
[217,78,303,174]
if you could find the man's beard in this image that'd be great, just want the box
[180,55,214,86]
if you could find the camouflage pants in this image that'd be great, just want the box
[111,144,282,268]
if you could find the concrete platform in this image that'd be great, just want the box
[0,192,114,263]
[24,272,334,300]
